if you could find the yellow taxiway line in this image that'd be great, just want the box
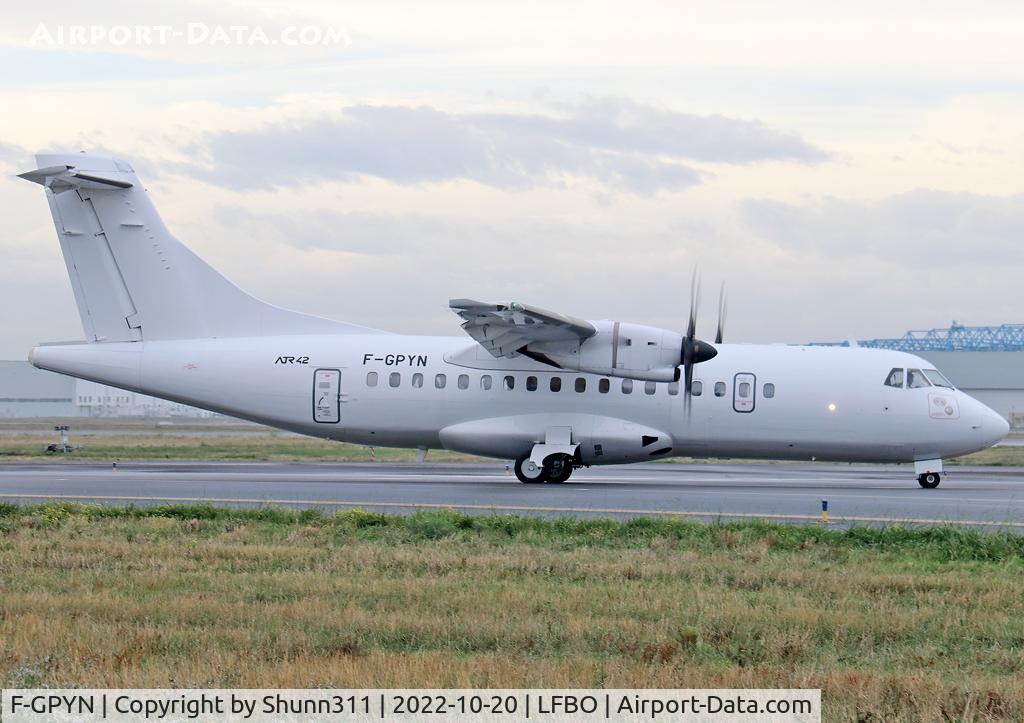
[1,492,1023,528]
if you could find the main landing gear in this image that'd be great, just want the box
[514,454,575,484]
[917,472,942,489]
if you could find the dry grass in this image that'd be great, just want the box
[2,431,1020,466]
[2,505,1024,721]
[0,434,480,462]
[949,445,1024,467]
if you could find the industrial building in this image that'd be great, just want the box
[0,360,75,417]
[0,360,211,418]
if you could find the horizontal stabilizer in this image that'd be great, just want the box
[18,164,133,193]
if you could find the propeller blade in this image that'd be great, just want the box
[678,267,718,418]
[715,282,727,345]
[683,361,694,418]
[687,268,699,341]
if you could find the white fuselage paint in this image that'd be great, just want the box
[31,334,1008,466]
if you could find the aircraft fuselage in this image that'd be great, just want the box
[31,334,1007,466]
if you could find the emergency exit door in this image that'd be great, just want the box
[733,372,756,413]
[313,368,341,423]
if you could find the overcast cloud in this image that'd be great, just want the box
[197,99,825,193]
[1,1,1023,356]
[741,191,1024,265]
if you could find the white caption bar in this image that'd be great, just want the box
[3,689,820,722]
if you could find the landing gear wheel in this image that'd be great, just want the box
[515,457,547,484]
[918,472,941,489]
[545,455,575,483]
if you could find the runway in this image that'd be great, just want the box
[2,461,1024,528]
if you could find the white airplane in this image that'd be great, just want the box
[19,153,1009,487]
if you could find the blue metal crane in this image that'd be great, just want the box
[812,323,1024,352]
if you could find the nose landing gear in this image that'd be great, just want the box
[914,459,944,489]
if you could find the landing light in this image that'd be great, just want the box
[827,403,837,412]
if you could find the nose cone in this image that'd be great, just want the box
[957,394,1010,454]
[985,407,1011,445]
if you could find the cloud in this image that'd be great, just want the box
[194,98,826,194]
[0,140,31,168]
[194,202,725,335]
[740,190,1024,265]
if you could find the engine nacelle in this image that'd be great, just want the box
[528,320,683,382]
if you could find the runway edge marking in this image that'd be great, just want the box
[2,492,1023,528]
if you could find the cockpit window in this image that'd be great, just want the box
[923,369,954,388]
[906,368,931,388]
[884,368,904,388]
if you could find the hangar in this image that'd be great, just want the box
[815,323,1024,429]
[0,360,75,417]
[0,360,210,418]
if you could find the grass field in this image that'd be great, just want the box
[2,503,1024,721]
[0,434,480,462]
[0,431,1021,466]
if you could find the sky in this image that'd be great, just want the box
[1,1,1022,358]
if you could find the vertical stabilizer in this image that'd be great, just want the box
[20,153,382,342]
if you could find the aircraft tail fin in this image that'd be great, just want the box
[20,152,381,342]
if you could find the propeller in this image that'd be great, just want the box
[715,282,727,345]
[678,269,718,416]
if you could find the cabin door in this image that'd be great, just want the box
[733,372,756,413]
[313,368,342,423]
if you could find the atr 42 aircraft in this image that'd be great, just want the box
[19,153,1009,487]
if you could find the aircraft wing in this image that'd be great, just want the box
[449,298,596,358]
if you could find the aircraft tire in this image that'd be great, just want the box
[917,472,941,489]
[515,457,547,484]
[545,455,574,483]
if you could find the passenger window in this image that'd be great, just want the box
[738,381,751,397]
[884,368,904,388]
[435,373,446,389]
[389,372,401,388]
[412,373,423,388]
[458,374,469,390]
[366,371,378,387]
[669,381,680,396]
[645,381,657,395]
[907,368,931,388]
[550,377,562,392]
[575,377,586,393]
[527,376,538,391]
[622,379,633,394]
[689,381,700,396]
[763,382,775,398]
[480,375,492,390]
[714,381,726,397]
[503,375,515,391]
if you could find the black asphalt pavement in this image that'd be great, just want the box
[2,461,1023,528]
